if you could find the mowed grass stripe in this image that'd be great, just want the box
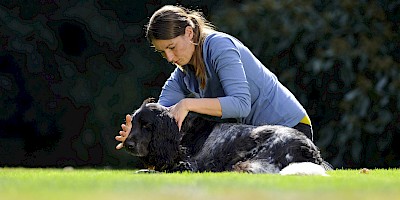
[0,168,399,200]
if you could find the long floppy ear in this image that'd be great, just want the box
[147,111,182,170]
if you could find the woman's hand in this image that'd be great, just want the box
[169,99,189,131]
[115,114,132,150]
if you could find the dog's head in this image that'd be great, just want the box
[123,98,181,169]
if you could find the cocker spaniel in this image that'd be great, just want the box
[123,98,331,175]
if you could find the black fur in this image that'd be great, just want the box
[124,98,327,173]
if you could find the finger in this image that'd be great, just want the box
[177,119,182,132]
[125,114,132,128]
[115,135,125,142]
[122,124,133,133]
[121,124,128,133]
[116,143,124,150]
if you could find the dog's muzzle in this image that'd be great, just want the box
[123,140,148,157]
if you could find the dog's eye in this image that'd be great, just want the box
[142,123,151,130]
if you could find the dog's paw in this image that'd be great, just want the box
[232,161,252,173]
[173,161,193,172]
[135,169,159,174]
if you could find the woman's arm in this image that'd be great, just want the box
[206,34,251,119]
[170,98,222,130]
[158,68,188,107]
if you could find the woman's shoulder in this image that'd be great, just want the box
[205,31,227,39]
[205,31,242,46]
[203,31,244,54]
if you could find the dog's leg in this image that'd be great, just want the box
[171,161,195,172]
[135,165,159,173]
[135,169,159,173]
[232,160,280,174]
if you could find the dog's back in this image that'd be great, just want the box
[185,123,325,173]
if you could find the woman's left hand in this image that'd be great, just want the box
[169,99,189,131]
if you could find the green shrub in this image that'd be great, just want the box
[211,0,400,168]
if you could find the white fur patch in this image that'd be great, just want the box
[279,162,328,176]
[249,161,280,174]
[285,154,293,162]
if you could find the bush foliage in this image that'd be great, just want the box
[1,0,398,169]
[211,0,400,168]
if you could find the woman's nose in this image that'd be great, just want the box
[164,50,174,62]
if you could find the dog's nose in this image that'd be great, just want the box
[124,141,136,150]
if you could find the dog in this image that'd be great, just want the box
[123,98,331,175]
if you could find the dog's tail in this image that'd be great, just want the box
[321,160,334,171]
[279,162,330,176]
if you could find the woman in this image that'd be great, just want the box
[116,5,313,150]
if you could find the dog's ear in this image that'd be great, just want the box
[147,112,181,170]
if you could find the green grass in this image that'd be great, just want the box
[1,168,399,200]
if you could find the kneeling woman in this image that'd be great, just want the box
[116,5,313,149]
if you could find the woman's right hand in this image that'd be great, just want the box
[169,99,190,131]
[115,114,132,150]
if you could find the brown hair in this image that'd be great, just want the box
[145,5,215,89]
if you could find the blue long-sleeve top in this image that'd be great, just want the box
[158,31,307,127]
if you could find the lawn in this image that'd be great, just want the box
[0,168,399,200]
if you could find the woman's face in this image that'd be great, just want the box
[152,26,195,66]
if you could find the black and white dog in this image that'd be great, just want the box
[123,98,331,175]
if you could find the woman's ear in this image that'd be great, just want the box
[185,26,194,40]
